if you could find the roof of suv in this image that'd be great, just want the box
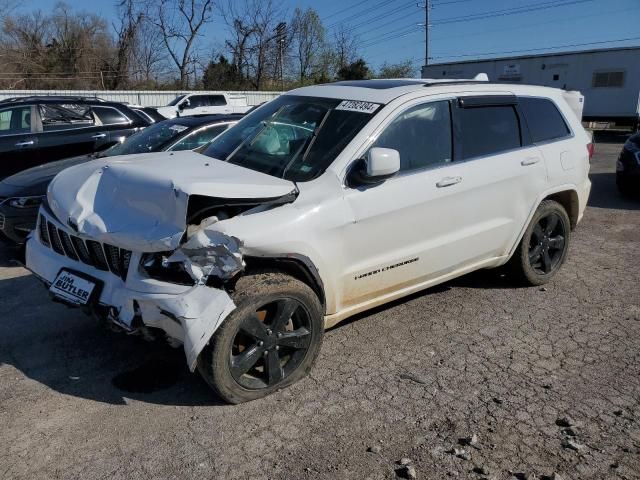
[289,78,565,105]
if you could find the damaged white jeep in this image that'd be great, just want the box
[26,79,592,403]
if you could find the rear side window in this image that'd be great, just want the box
[208,95,227,106]
[93,106,129,125]
[458,105,521,159]
[520,97,570,143]
[188,95,209,108]
[39,104,94,131]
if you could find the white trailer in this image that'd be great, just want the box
[422,46,640,129]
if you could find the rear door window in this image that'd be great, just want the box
[0,106,32,133]
[93,106,129,125]
[457,104,521,159]
[39,104,94,131]
[208,95,227,106]
[519,97,570,143]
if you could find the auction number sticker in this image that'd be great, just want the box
[335,100,381,114]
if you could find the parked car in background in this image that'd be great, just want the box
[0,114,241,245]
[26,79,592,403]
[156,93,252,119]
[129,106,166,124]
[0,96,152,179]
[616,132,640,196]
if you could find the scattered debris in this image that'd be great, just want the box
[561,427,578,437]
[396,465,417,479]
[492,397,503,405]
[450,448,471,460]
[399,372,429,385]
[561,438,585,451]
[473,466,489,475]
[398,458,412,465]
[613,410,623,416]
[367,445,382,454]
[459,434,479,447]
[555,416,576,428]
[539,287,548,292]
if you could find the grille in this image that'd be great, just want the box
[37,215,131,281]
[0,213,5,230]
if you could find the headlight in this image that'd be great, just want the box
[140,252,195,286]
[7,196,45,209]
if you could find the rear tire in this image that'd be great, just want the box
[508,200,571,286]
[197,271,324,404]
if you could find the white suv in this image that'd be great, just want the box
[26,79,592,403]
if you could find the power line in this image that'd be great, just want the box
[431,0,596,26]
[322,0,372,21]
[326,0,410,30]
[430,36,640,60]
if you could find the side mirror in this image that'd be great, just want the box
[348,147,400,187]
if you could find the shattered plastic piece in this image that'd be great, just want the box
[166,219,245,283]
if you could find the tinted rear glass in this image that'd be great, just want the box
[93,106,128,125]
[458,105,521,159]
[520,97,570,143]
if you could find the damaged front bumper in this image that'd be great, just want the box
[27,209,238,370]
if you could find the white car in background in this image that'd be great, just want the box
[156,93,252,119]
[26,78,592,403]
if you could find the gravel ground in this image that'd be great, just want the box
[1,137,639,480]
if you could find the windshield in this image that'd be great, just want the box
[167,95,186,106]
[202,95,378,182]
[104,121,191,156]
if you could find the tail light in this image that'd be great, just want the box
[587,142,595,161]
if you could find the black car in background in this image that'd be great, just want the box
[0,114,241,245]
[0,96,153,179]
[616,132,640,196]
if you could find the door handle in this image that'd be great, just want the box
[436,176,462,188]
[15,140,34,147]
[521,157,541,166]
[92,133,107,139]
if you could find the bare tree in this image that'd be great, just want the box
[132,18,168,85]
[152,0,214,88]
[331,23,359,77]
[222,0,284,90]
[290,7,324,85]
[109,0,144,89]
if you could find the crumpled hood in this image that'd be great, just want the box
[46,151,296,252]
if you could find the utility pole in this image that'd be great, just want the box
[418,1,430,68]
[425,0,430,67]
[275,22,287,91]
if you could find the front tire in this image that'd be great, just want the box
[197,271,324,404]
[508,200,571,286]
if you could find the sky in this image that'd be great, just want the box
[17,0,640,74]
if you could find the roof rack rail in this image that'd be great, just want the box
[0,95,107,104]
[422,72,490,86]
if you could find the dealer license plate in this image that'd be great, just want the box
[49,269,99,306]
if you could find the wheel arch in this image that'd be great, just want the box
[542,189,580,230]
[242,255,326,314]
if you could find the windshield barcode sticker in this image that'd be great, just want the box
[335,100,381,114]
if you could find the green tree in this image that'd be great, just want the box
[336,58,370,81]
[202,55,241,90]
[377,60,415,79]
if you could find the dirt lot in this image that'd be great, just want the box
[1,137,639,480]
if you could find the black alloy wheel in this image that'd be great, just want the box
[528,212,566,275]
[230,298,312,389]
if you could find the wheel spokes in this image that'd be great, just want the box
[542,250,553,273]
[240,314,268,340]
[231,346,264,377]
[548,235,565,250]
[545,214,558,235]
[272,298,299,332]
[266,350,284,385]
[277,328,311,350]
[532,224,544,242]
[529,244,542,263]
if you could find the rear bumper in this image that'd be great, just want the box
[26,208,236,369]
